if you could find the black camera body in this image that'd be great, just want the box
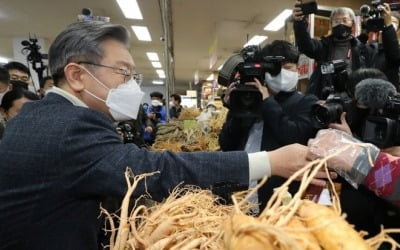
[361,94,400,147]
[117,122,135,144]
[312,60,351,128]
[218,45,284,118]
[320,59,348,99]
[296,1,318,15]
[312,92,353,128]
[360,0,400,32]
[150,105,162,120]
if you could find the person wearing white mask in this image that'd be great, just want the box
[0,23,332,249]
[143,91,167,145]
[220,40,319,212]
[147,91,167,124]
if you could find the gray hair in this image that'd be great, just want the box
[49,21,130,86]
[330,7,356,24]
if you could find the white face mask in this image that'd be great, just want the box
[169,101,174,107]
[151,100,163,107]
[82,68,145,121]
[265,68,298,93]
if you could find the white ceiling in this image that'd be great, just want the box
[0,0,366,93]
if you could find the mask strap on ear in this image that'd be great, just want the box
[84,89,106,103]
[80,66,110,91]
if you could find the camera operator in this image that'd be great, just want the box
[326,67,400,236]
[219,40,319,211]
[292,3,374,99]
[359,2,400,90]
[144,91,166,145]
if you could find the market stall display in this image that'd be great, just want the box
[103,156,400,250]
[151,108,227,152]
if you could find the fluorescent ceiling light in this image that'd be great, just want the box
[206,74,214,81]
[151,61,162,68]
[0,56,9,64]
[152,80,164,85]
[156,69,165,79]
[146,52,159,61]
[116,0,143,19]
[131,26,152,41]
[243,35,268,47]
[264,9,292,31]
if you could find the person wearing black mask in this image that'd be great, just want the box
[292,3,374,99]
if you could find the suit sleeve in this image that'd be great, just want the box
[293,20,324,60]
[261,94,318,145]
[363,152,400,208]
[62,110,250,201]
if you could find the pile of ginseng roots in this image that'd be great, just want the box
[101,151,400,250]
[151,108,227,153]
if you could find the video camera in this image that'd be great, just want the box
[21,36,48,84]
[360,0,400,32]
[150,105,162,120]
[218,45,284,118]
[361,94,400,148]
[117,122,135,144]
[311,59,352,128]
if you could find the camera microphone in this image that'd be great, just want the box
[355,78,396,109]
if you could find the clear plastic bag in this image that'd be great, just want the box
[308,129,380,188]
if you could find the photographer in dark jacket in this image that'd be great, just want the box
[219,40,319,211]
[293,3,373,99]
[327,67,400,237]
[371,3,400,90]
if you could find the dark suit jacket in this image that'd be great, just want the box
[0,93,249,250]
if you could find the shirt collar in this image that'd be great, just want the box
[47,87,88,108]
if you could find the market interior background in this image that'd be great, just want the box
[0,0,368,104]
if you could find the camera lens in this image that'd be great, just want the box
[312,103,343,128]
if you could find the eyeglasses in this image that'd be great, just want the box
[332,17,352,26]
[78,61,143,84]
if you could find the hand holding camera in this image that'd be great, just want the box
[245,78,270,100]
[293,1,318,21]
[293,1,305,21]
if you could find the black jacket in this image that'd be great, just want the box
[219,91,318,208]
[219,91,318,151]
[293,20,373,99]
[374,25,400,90]
[169,105,182,119]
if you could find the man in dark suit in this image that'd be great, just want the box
[0,22,328,250]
